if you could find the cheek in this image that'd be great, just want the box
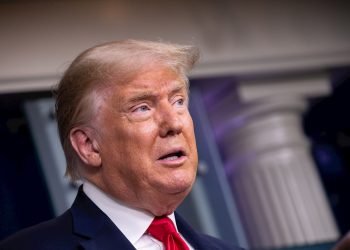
[137,122,158,135]
[125,124,159,156]
[114,124,158,161]
[99,119,156,158]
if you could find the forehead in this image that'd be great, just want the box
[136,71,184,89]
[89,67,188,116]
[128,65,184,84]
[111,67,187,98]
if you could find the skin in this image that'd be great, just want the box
[70,65,198,216]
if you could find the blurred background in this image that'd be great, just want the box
[1,1,350,249]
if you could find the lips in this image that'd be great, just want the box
[157,148,187,162]
[159,150,185,160]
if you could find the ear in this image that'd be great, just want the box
[70,127,102,167]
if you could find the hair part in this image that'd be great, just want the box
[54,39,200,180]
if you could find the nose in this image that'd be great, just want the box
[158,103,184,137]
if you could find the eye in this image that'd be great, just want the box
[132,104,150,113]
[174,97,186,107]
[176,98,184,105]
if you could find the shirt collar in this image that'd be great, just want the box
[82,180,178,244]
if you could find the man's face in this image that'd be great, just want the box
[90,66,198,215]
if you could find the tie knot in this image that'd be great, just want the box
[147,216,189,249]
[147,216,177,242]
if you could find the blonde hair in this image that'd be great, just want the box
[54,39,199,180]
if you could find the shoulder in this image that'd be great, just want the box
[0,210,77,250]
[197,233,244,250]
[175,213,243,250]
[193,232,244,250]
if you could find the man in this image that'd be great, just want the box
[0,40,242,249]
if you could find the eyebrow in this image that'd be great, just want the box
[127,91,155,103]
[169,84,187,96]
[126,83,187,104]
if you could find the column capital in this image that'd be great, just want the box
[237,72,331,103]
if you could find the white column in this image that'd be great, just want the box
[210,74,339,249]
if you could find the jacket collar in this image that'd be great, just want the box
[176,212,239,250]
[175,212,203,249]
[70,187,135,250]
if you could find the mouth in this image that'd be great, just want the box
[157,148,188,165]
[158,150,186,161]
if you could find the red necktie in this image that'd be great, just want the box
[147,216,190,250]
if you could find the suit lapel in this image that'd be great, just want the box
[176,212,241,250]
[70,188,135,250]
[175,212,206,249]
[78,228,135,250]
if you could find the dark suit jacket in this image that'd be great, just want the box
[0,188,242,250]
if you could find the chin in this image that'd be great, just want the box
[167,170,195,191]
[151,191,189,216]
[148,181,194,216]
[167,178,195,197]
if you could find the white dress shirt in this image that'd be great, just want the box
[83,181,193,250]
